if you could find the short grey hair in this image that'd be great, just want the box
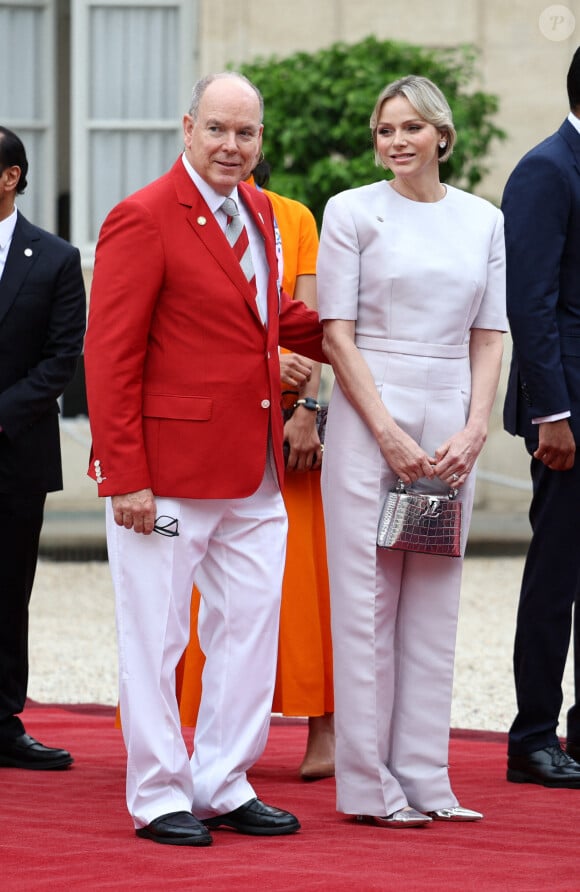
[188,72,264,122]
[370,75,456,165]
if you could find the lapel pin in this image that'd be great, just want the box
[197,216,207,225]
[24,248,33,256]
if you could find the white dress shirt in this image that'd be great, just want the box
[0,207,18,431]
[0,206,17,280]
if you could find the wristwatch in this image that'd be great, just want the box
[293,397,320,412]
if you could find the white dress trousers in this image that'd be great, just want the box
[106,455,287,827]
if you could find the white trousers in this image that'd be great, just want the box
[106,458,287,827]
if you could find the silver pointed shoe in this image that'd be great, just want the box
[357,807,432,828]
[427,806,483,822]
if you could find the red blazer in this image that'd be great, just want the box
[84,159,324,499]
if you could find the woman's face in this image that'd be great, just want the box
[375,94,442,179]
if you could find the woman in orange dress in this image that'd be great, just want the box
[176,165,334,779]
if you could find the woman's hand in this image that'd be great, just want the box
[284,409,322,471]
[433,427,486,487]
[377,424,436,485]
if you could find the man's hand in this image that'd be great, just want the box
[112,488,156,534]
[279,352,313,387]
[534,419,575,471]
[284,410,322,471]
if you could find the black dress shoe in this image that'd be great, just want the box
[0,733,73,770]
[204,798,300,836]
[507,744,580,788]
[136,811,212,846]
[566,741,580,763]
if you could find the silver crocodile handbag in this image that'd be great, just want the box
[377,479,462,557]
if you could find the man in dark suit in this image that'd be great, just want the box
[84,73,324,846]
[503,48,580,787]
[0,127,86,769]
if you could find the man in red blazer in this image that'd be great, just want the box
[84,73,325,846]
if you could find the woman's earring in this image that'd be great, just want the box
[439,140,447,149]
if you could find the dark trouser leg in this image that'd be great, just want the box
[566,601,580,743]
[509,456,580,755]
[0,492,46,742]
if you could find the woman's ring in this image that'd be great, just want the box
[320,444,325,453]
[451,473,459,482]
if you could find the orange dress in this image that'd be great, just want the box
[176,189,334,723]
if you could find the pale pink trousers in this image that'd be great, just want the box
[322,343,475,816]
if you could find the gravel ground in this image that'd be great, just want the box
[27,555,575,734]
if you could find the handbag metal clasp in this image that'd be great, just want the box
[422,497,443,518]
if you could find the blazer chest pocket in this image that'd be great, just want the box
[143,393,213,421]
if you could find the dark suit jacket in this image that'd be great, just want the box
[503,119,580,442]
[0,212,86,494]
[85,159,324,501]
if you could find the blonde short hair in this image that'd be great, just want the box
[370,75,456,166]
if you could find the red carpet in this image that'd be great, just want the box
[2,703,578,891]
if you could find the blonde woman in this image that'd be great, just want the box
[317,76,506,827]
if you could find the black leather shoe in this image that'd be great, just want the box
[566,741,580,763]
[136,811,212,846]
[507,745,580,788]
[0,733,73,770]
[204,798,300,836]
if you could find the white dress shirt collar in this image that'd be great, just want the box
[181,152,239,224]
[567,111,580,135]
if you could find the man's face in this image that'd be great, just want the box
[183,78,263,196]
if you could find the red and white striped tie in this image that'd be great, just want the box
[221,197,257,297]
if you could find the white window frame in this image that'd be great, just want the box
[71,0,198,265]
[0,0,56,231]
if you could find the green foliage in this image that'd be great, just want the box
[239,36,505,224]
